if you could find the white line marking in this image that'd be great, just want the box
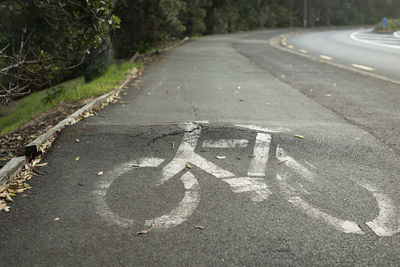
[223,177,271,202]
[235,124,291,133]
[350,30,400,49]
[202,139,249,148]
[247,133,272,177]
[277,174,365,235]
[352,64,375,71]
[276,148,364,235]
[93,158,165,228]
[160,123,234,185]
[276,147,315,181]
[145,171,200,229]
[361,183,400,237]
[320,55,332,60]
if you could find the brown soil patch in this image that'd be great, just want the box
[0,101,84,168]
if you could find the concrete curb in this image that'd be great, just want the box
[268,33,400,86]
[25,67,138,158]
[0,157,26,189]
[0,67,138,188]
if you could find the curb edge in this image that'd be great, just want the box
[0,67,138,188]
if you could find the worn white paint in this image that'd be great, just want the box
[223,177,271,202]
[94,122,400,237]
[275,147,365,235]
[93,158,165,228]
[352,64,375,72]
[235,124,291,133]
[276,147,315,181]
[277,174,365,235]
[145,171,200,228]
[247,133,272,177]
[351,30,400,49]
[160,126,234,185]
[202,139,249,148]
[361,183,400,237]
[320,55,333,60]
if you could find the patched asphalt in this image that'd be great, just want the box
[1,29,400,266]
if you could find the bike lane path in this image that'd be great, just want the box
[1,30,400,266]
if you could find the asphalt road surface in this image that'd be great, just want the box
[286,28,400,81]
[1,28,400,266]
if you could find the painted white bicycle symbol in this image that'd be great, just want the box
[93,123,400,237]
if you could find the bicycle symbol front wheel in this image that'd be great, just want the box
[92,157,200,230]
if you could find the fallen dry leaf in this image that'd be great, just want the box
[216,156,226,160]
[98,171,104,176]
[195,225,205,230]
[186,163,192,169]
[75,156,80,161]
[15,189,25,194]
[35,162,48,167]
[76,139,80,143]
[54,217,60,221]
[239,99,244,102]
[137,225,153,235]
[294,134,305,139]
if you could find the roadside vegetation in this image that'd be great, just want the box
[374,18,400,32]
[0,62,137,135]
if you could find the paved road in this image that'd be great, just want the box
[286,28,400,81]
[1,29,400,266]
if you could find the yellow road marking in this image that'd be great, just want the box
[320,55,333,60]
[351,64,375,71]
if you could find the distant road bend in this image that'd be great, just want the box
[287,28,400,81]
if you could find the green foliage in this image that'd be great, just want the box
[42,86,65,105]
[84,53,110,82]
[112,0,186,58]
[0,0,119,102]
[0,62,137,134]
[374,18,400,32]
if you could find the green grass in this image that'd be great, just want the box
[374,18,400,32]
[0,62,140,135]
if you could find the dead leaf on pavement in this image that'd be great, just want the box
[216,156,226,160]
[0,201,9,212]
[98,171,103,176]
[76,139,80,143]
[75,156,80,161]
[294,134,305,139]
[186,163,192,169]
[195,225,205,230]
[54,217,60,221]
[137,225,153,235]
[239,99,244,102]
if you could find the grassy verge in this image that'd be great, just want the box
[374,18,400,32]
[0,62,140,135]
